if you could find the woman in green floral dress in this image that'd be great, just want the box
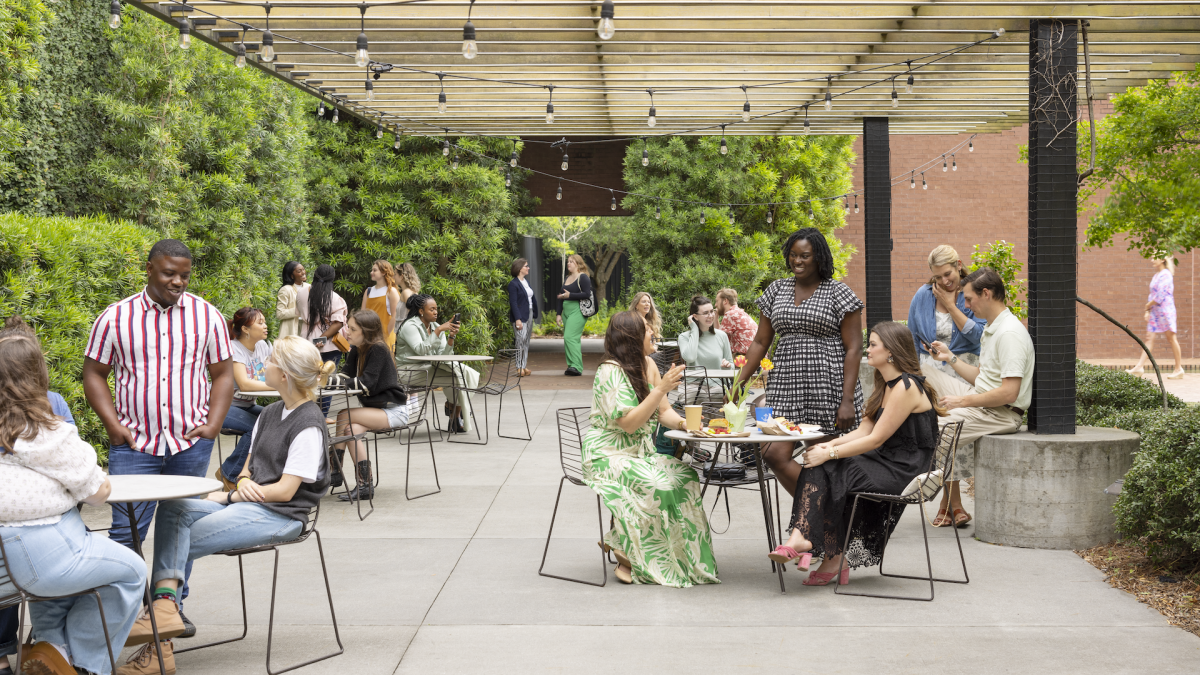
[582,311,720,587]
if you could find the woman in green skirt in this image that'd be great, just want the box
[556,254,591,377]
[582,310,720,587]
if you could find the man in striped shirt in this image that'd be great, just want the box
[83,239,233,636]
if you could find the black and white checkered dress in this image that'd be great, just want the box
[756,278,864,434]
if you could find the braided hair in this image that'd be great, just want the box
[307,264,337,332]
[405,293,434,323]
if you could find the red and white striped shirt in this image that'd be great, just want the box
[85,290,232,457]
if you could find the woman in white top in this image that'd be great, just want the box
[275,262,309,338]
[506,258,539,377]
[0,319,146,675]
[296,264,347,416]
[361,260,402,354]
[217,307,275,488]
[396,262,422,325]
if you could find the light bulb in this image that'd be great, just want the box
[742,101,751,123]
[922,175,928,190]
[462,21,478,59]
[178,19,191,50]
[906,74,914,94]
[598,0,615,40]
[699,209,705,225]
[356,32,370,67]
[438,92,447,114]
[331,108,338,123]
[366,81,374,101]
[720,138,727,155]
[968,140,974,152]
[505,172,511,187]
[803,119,810,135]
[610,195,617,211]
[891,90,898,108]
[655,203,661,220]
[996,27,1005,36]
[452,155,459,170]
[766,210,773,224]
[561,153,569,171]
[854,201,859,214]
[109,1,122,29]
[910,175,915,188]
[510,150,518,167]
[260,32,275,62]
[647,106,656,127]
[546,103,554,124]
[556,185,562,200]
[235,43,246,68]
[376,127,383,139]
[824,92,832,112]
[952,157,958,171]
[642,148,649,166]
[943,159,948,172]
[442,140,450,156]
[317,102,325,116]
[394,137,401,150]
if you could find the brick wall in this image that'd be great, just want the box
[521,136,633,216]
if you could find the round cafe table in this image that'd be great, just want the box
[105,474,223,675]
[407,355,493,445]
[665,427,824,593]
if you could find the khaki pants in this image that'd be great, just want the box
[921,362,1022,481]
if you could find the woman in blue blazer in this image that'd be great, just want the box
[907,245,986,380]
[507,258,540,376]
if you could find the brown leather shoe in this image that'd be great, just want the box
[125,599,185,646]
[20,642,74,675]
[117,641,175,675]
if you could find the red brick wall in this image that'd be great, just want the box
[839,105,1195,359]
[521,136,634,216]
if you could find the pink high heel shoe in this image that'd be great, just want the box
[767,546,812,571]
[802,565,850,586]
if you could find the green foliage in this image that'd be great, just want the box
[582,300,621,336]
[0,0,52,179]
[621,134,856,337]
[518,216,633,304]
[309,121,529,357]
[969,240,1028,319]
[0,213,159,460]
[1076,360,1186,423]
[1078,65,1200,257]
[533,309,562,337]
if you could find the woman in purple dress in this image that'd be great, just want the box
[1127,257,1184,379]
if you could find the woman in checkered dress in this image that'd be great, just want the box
[732,228,864,500]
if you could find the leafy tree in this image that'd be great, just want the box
[621,134,856,336]
[517,216,598,282]
[572,217,633,306]
[1079,65,1200,257]
[970,240,1028,319]
[0,0,52,180]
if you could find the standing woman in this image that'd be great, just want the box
[732,228,864,501]
[556,254,592,377]
[275,261,309,338]
[507,258,539,377]
[361,259,401,354]
[1128,257,1185,379]
[629,292,663,340]
[395,262,422,325]
[296,264,347,416]
[907,245,985,381]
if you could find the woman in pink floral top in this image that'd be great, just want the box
[1127,257,1184,378]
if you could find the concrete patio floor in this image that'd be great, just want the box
[82,387,1200,674]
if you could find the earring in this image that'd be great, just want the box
[887,356,893,363]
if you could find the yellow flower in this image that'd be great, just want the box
[760,358,774,371]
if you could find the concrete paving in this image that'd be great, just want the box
[80,387,1200,674]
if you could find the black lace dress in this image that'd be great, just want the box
[788,374,939,569]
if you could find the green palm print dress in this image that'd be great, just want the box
[582,362,720,587]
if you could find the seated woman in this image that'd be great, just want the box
[628,291,663,340]
[767,321,944,586]
[582,311,720,587]
[125,336,333,660]
[0,318,147,675]
[395,294,479,434]
[677,294,733,399]
[331,311,410,502]
[217,307,275,489]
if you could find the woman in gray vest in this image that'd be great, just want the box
[121,336,335,647]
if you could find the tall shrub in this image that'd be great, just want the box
[0,0,52,180]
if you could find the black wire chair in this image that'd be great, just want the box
[1,532,119,675]
[173,501,343,674]
[538,407,608,587]
[835,420,969,602]
[325,384,374,521]
[365,369,442,500]
[466,349,532,442]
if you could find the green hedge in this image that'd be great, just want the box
[1076,361,1200,565]
[0,212,160,459]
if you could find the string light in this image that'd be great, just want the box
[803,106,810,135]
[452,152,459,170]
[561,152,569,171]
[376,123,384,139]
[356,4,370,67]
[646,89,656,128]
[843,197,850,213]
[854,194,859,213]
[719,125,727,155]
[891,78,899,108]
[556,180,562,200]
[824,76,833,111]
[766,206,773,224]
[509,139,518,167]
[922,171,928,190]
[331,106,339,123]
[365,78,374,101]
[968,140,974,152]
[437,73,447,113]
[641,138,649,167]
[808,204,814,219]
[442,138,450,156]
[178,18,191,50]
[910,171,916,189]
[597,0,616,40]
[235,42,247,68]
[741,85,751,122]
[505,171,511,187]
[260,4,274,62]
[951,153,957,171]
[942,154,947,172]
[545,85,555,124]
[655,201,661,219]
[317,100,325,116]
[699,205,705,225]
[610,189,617,211]
[462,0,478,59]
[109,1,122,29]
[905,61,914,94]
[394,132,401,150]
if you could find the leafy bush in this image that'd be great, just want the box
[533,310,562,337]
[0,213,159,459]
[1076,360,1186,425]
[583,300,621,336]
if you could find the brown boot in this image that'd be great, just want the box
[19,642,74,675]
[117,641,175,675]
[125,598,185,646]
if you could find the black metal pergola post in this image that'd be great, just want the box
[863,117,893,328]
[1026,19,1078,434]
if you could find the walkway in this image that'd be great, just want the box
[84,388,1199,674]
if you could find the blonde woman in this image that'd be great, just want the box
[396,262,422,324]
[122,336,335,662]
[556,254,592,376]
[629,291,662,339]
[1128,257,1184,378]
[361,259,402,354]
[907,245,985,381]
[275,261,309,338]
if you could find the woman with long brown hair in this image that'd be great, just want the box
[580,311,719,587]
[361,259,402,354]
[628,291,662,339]
[766,321,945,586]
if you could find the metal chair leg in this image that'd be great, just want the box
[175,556,249,654]
[265,532,344,675]
[538,476,607,587]
[405,420,441,500]
[496,385,533,441]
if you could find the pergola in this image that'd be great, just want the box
[128,1,1200,433]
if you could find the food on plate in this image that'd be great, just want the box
[708,418,729,429]
[703,426,733,435]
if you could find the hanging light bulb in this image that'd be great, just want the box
[556,182,562,200]
[610,190,617,211]
[647,89,656,127]
[561,153,569,171]
[505,172,511,187]
[331,105,339,123]
[365,79,374,101]
[891,89,898,108]
[922,172,928,190]
[356,5,370,66]
[808,204,814,219]
[462,20,478,59]
[510,141,518,167]
[235,42,247,68]
[844,197,850,213]
[394,135,401,150]
[854,195,859,213]
[260,31,275,62]
[376,125,384,139]
[545,85,555,124]
[317,100,325,116]
[910,172,915,189]
[719,125,727,155]
[641,143,649,167]
[943,155,948,172]
[699,206,705,225]
[742,100,751,123]
[178,18,191,50]
[824,91,832,111]
[109,1,122,29]
[824,77,833,111]
[655,202,661,220]
[442,139,450,156]
[438,91,447,113]
[968,139,974,152]
[766,208,773,224]
[452,153,459,170]
[597,0,615,40]
[905,62,914,94]
[951,154,958,171]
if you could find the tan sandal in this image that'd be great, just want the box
[931,507,953,528]
[953,508,973,528]
[614,564,632,584]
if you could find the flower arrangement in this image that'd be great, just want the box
[721,379,755,432]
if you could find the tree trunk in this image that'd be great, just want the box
[592,248,623,306]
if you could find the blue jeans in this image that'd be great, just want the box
[0,509,146,675]
[219,405,263,481]
[151,500,301,586]
[320,351,342,416]
[107,438,213,602]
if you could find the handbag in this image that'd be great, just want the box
[703,461,746,482]
[901,469,943,501]
[579,287,598,318]
[331,332,350,353]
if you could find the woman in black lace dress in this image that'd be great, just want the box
[766,321,945,585]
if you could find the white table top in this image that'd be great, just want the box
[245,387,363,398]
[408,355,494,362]
[665,428,825,444]
[684,369,741,378]
[106,475,223,503]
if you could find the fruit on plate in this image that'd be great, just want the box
[703,427,732,435]
[708,419,729,429]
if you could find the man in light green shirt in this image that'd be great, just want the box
[924,267,1035,527]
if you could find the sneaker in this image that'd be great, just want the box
[19,642,74,675]
[124,599,185,646]
[116,641,174,675]
[177,608,196,639]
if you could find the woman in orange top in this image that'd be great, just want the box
[361,260,402,353]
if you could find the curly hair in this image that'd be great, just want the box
[781,228,834,280]
[396,263,422,293]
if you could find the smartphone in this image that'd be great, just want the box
[452,313,461,324]
[313,337,328,348]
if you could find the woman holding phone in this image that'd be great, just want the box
[396,294,479,433]
[906,245,985,381]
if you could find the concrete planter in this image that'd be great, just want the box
[859,357,875,397]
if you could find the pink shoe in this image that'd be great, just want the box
[767,546,812,571]
[802,566,850,586]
